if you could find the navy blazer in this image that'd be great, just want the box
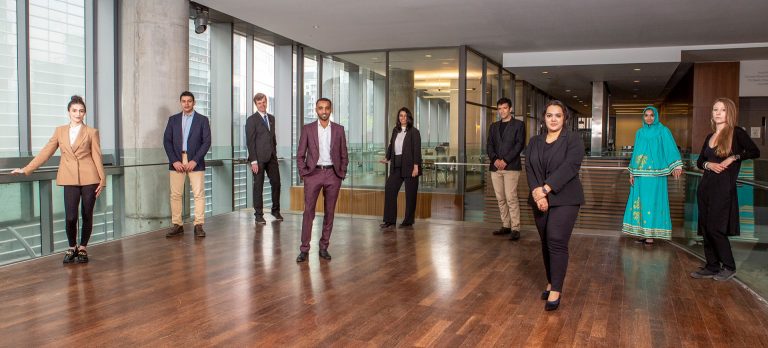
[524,130,585,207]
[163,111,212,171]
[486,118,525,171]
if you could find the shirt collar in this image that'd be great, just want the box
[317,120,331,130]
[183,111,194,118]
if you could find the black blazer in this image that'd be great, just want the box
[524,130,585,207]
[163,111,211,171]
[386,127,423,177]
[486,119,525,171]
[245,112,277,165]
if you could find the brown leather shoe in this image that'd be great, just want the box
[194,224,206,237]
[166,224,184,237]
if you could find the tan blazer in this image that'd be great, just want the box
[23,124,106,187]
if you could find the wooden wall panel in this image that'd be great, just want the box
[692,62,740,153]
[290,187,463,221]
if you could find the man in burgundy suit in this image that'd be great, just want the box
[296,98,349,262]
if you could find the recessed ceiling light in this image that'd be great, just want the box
[542,71,548,74]
[634,80,640,83]
[572,96,578,98]
[371,57,379,60]
[565,89,571,92]
[313,25,320,29]
[425,54,432,58]
[442,62,449,65]
[633,68,641,71]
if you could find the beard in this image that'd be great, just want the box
[318,113,330,121]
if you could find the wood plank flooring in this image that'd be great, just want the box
[1,211,767,347]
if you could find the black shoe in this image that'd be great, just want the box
[194,224,206,237]
[492,227,511,235]
[271,212,284,222]
[76,248,89,263]
[296,252,308,262]
[545,297,561,311]
[63,248,77,264]
[255,216,267,224]
[319,249,332,260]
[634,238,654,245]
[399,222,413,228]
[166,224,184,237]
[690,268,718,279]
[509,230,521,241]
[541,290,550,300]
[380,222,395,229]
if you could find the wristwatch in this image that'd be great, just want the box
[541,186,548,195]
[733,154,741,161]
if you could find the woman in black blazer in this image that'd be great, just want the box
[380,107,422,229]
[690,97,760,281]
[524,100,585,311]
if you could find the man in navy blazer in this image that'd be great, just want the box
[163,91,212,238]
[295,98,349,262]
[487,97,525,240]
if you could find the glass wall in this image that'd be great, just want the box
[233,33,248,209]
[0,0,17,156]
[29,0,85,151]
[188,19,212,216]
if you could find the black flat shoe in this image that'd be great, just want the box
[63,249,76,264]
[76,248,89,263]
[398,222,413,228]
[319,249,332,260]
[541,290,550,300]
[296,252,308,262]
[545,297,561,311]
[380,222,395,229]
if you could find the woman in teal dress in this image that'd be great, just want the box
[622,106,682,244]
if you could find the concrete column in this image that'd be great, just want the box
[388,69,414,121]
[591,81,609,155]
[119,0,189,234]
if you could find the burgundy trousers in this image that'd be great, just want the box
[300,167,342,252]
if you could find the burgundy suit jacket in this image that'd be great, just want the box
[297,120,349,179]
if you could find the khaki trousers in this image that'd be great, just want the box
[491,169,521,229]
[170,153,206,225]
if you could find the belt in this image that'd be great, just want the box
[317,165,334,169]
[181,151,187,154]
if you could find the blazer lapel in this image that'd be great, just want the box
[70,124,87,152]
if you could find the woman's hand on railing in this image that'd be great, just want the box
[629,174,634,185]
[378,158,389,164]
[672,168,682,179]
[10,168,24,175]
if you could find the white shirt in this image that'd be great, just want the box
[317,121,333,166]
[394,127,407,155]
[69,124,82,146]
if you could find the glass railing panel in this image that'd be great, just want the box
[0,181,43,265]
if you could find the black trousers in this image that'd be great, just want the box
[533,204,580,293]
[253,156,281,217]
[63,184,98,247]
[697,189,736,272]
[383,156,419,225]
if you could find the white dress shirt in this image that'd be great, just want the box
[69,124,82,146]
[317,121,333,166]
[394,127,406,155]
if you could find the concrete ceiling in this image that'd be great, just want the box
[197,0,768,115]
[197,0,768,61]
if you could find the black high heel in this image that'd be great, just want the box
[541,290,550,300]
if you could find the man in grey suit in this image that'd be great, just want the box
[246,93,283,224]
[487,97,525,240]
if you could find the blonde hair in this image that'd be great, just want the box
[710,97,737,158]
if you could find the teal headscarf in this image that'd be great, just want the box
[627,106,682,176]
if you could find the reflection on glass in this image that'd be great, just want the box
[188,19,213,218]
[486,62,499,107]
[233,34,248,209]
[0,0,18,156]
[29,0,85,151]
[0,182,42,265]
[466,51,483,105]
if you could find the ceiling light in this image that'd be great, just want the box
[633,68,641,71]
[565,89,571,92]
[542,71,549,74]
[425,54,432,58]
[313,25,320,29]
[572,96,577,98]
[633,80,640,83]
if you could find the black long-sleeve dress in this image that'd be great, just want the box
[695,127,760,272]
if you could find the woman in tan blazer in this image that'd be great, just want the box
[12,95,106,264]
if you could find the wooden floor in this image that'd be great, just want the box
[2,212,768,347]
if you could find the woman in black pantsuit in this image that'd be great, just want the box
[380,107,422,229]
[524,100,585,311]
[690,97,760,281]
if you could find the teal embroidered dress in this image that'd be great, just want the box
[622,106,682,239]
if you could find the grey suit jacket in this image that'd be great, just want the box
[246,112,277,165]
